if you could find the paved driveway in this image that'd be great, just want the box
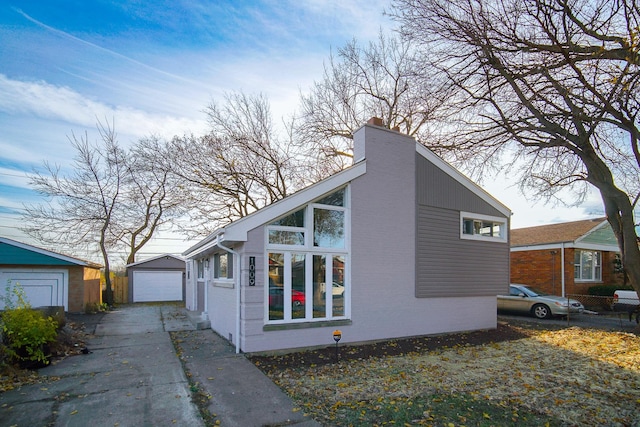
[0,304,319,427]
[0,305,203,427]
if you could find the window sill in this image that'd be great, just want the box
[263,319,352,331]
[212,280,234,288]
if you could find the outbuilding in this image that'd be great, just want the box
[184,119,511,353]
[0,237,102,312]
[126,254,186,303]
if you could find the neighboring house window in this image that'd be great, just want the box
[460,212,507,242]
[266,187,348,323]
[214,252,233,279]
[197,259,204,279]
[574,250,602,281]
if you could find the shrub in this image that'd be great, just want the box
[588,284,633,296]
[0,282,58,367]
[1,308,58,366]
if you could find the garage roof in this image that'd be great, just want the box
[0,237,102,268]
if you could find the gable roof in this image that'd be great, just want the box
[184,122,511,259]
[510,218,609,247]
[0,237,102,268]
[126,253,185,268]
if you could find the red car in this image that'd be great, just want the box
[269,287,305,308]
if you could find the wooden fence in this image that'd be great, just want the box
[112,276,129,304]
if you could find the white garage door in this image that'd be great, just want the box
[0,270,68,310]
[133,271,183,302]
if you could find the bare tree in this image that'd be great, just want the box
[392,0,640,292]
[295,32,449,174]
[166,92,309,237]
[23,122,125,305]
[112,136,187,265]
[23,125,187,303]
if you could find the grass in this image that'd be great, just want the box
[256,323,640,426]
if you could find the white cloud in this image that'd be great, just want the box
[0,74,208,140]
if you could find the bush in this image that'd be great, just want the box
[0,281,58,368]
[1,308,58,367]
[588,284,633,296]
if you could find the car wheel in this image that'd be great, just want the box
[532,304,551,319]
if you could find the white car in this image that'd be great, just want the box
[498,284,584,319]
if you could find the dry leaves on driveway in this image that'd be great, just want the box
[267,326,640,426]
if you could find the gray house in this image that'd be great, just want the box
[184,118,511,353]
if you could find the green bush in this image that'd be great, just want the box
[588,284,633,296]
[1,281,58,367]
[1,308,58,366]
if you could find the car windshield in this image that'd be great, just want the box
[520,286,548,297]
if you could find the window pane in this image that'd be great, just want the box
[316,189,344,207]
[314,209,345,248]
[313,255,326,318]
[197,260,204,279]
[463,219,474,235]
[270,209,305,227]
[581,251,593,280]
[291,254,306,319]
[268,230,305,245]
[218,254,227,278]
[268,253,284,320]
[332,255,345,317]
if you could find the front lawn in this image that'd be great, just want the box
[251,321,640,426]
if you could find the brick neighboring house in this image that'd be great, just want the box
[510,218,623,296]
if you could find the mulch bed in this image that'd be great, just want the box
[250,321,531,372]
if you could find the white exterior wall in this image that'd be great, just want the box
[207,281,236,342]
[236,125,497,353]
[185,260,195,311]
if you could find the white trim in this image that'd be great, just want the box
[183,162,366,259]
[574,220,612,244]
[511,243,619,252]
[460,211,508,243]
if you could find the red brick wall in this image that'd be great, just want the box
[511,248,623,295]
[511,249,564,295]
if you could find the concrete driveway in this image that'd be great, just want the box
[0,304,319,427]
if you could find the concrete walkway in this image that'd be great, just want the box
[0,304,319,427]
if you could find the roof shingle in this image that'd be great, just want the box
[511,217,607,246]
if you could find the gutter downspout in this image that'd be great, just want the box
[561,242,566,297]
[216,238,241,354]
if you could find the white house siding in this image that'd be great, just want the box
[185,260,195,311]
[208,281,236,342]
[200,123,508,353]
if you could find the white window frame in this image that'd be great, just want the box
[574,249,602,282]
[460,211,508,243]
[265,187,350,324]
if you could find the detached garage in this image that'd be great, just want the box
[0,237,102,312]
[126,254,185,303]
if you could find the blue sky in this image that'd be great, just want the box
[0,0,603,262]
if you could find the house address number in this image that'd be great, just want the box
[249,256,255,286]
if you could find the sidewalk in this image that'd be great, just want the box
[0,304,320,427]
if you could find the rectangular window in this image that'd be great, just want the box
[197,259,204,279]
[268,229,305,245]
[574,250,602,281]
[314,208,345,248]
[460,212,507,242]
[214,253,233,279]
